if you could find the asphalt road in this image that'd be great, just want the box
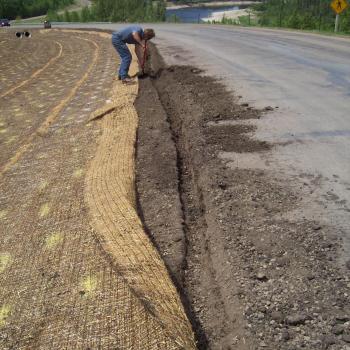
[20,23,350,255]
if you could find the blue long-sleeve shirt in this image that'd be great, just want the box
[117,26,144,44]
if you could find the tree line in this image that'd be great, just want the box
[253,0,350,32]
[90,0,166,22]
[1,0,165,22]
[0,0,74,19]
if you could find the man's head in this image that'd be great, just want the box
[144,28,155,41]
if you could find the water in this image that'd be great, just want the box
[165,5,245,23]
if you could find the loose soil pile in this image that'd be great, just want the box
[135,45,350,349]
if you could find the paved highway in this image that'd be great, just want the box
[148,24,350,252]
[26,23,350,256]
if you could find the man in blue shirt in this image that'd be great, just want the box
[112,26,155,84]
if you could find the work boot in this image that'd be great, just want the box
[118,74,131,80]
[122,77,135,85]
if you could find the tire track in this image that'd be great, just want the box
[0,37,99,178]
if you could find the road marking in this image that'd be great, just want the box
[0,41,63,99]
[0,37,100,178]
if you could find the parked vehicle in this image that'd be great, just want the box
[0,19,10,27]
[43,20,51,29]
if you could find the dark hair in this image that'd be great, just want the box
[144,28,155,40]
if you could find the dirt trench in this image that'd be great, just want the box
[135,45,350,350]
[135,45,266,349]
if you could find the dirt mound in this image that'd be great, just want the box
[135,44,350,349]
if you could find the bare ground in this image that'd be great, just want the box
[135,44,350,350]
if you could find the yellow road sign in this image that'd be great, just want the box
[331,0,348,14]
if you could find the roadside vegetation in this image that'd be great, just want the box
[209,0,350,34]
[47,0,166,22]
[1,0,166,23]
[0,0,74,19]
[1,0,165,22]
[255,0,350,33]
[91,0,165,22]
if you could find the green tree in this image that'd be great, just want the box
[81,5,91,22]
[46,9,59,21]
[254,0,350,32]
[91,0,166,22]
[64,9,71,22]
[70,10,80,22]
[0,0,74,19]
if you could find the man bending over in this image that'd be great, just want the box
[112,26,155,84]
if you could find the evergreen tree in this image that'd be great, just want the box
[70,10,80,22]
[81,5,91,22]
[254,0,350,32]
[0,0,74,19]
[64,9,71,21]
[91,0,166,22]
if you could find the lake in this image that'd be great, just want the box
[165,5,248,23]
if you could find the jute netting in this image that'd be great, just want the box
[0,30,196,349]
[85,46,196,349]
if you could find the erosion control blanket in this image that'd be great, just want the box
[0,29,195,350]
[85,48,196,348]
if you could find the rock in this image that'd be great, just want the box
[276,257,289,267]
[306,274,316,281]
[271,311,284,323]
[264,106,273,111]
[218,182,227,190]
[286,313,308,326]
[345,260,350,270]
[336,314,350,322]
[281,329,290,341]
[342,334,350,343]
[257,312,265,320]
[332,324,344,335]
[256,271,268,282]
[321,335,336,349]
[313,225,322,231]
